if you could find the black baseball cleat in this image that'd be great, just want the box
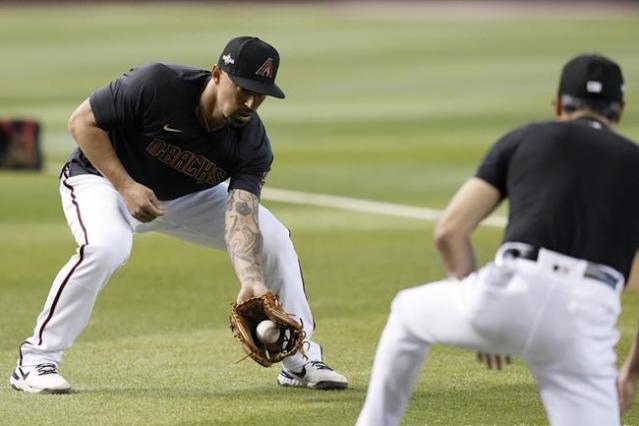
[277,360,348,390]
[9,363,71,394]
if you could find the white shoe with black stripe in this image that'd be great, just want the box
[10,363,71,394]
[278,360,348,390]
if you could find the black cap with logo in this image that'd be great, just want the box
[217,36,285,99]
[558,54,624,102]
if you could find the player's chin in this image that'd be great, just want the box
[230,112,254,127]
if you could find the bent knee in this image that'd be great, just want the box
[261,222,294,256]
[83,234,132,271]
[391,289,414,313]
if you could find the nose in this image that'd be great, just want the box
[245,96,257,109]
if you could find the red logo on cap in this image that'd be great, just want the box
[255,58,274,79]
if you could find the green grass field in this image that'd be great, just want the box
[1,3,639,425]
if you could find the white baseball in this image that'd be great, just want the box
[256,320,281,345]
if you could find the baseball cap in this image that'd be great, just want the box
[558,54,624,102]
[217,36,285,99]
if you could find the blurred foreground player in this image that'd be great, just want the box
[358,54,639,425]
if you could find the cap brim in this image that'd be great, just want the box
[228,74,285,99]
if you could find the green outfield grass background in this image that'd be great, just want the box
[1,3,638,425]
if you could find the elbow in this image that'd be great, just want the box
[68,99,96,139]
[433,221,452,250]
[68,106,93,138]
[434,219,463,251]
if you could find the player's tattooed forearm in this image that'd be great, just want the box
[235,201,252,216]
[225,190,264,285]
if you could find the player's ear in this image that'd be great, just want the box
[212,65,222,84]
[553,94,562,117]
[610,101,626,125]
[615,101,625,124]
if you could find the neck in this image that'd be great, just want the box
[558,110,616,129]
[198,82,226,131]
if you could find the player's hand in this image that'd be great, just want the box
[477,352,511,370]
[120,181,166,223]
[236,282,269,304]
[618,369,638,415]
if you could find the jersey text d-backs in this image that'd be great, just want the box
[66,62,273,200]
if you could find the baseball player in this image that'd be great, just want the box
[357,54,639,425]
[10,36,347,393]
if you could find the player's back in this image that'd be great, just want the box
[503,117,639,278]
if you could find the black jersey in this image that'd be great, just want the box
[477,117,639,279]
[66,63,273,200]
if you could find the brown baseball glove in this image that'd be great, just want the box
[229,292,306,367]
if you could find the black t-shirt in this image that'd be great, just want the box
[67,63,273,200]
[477,117,639,279]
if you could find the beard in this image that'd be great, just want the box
[226,114,252,128]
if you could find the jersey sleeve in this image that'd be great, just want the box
[89,63,164,130]
[228,117,274,198]
[475,127,525,198]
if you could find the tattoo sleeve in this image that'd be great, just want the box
[225,189,265,287]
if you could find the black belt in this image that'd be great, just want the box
[502,246,620,290]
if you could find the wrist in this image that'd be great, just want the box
[240,280,266,290]
[113,176,136,193]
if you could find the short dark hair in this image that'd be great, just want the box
[560,94,623,121]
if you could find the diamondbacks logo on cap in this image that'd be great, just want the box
[222,53,235,65]
[255,58,274,78]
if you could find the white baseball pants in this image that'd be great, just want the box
[19,171,321,371]
[357,244,624,426]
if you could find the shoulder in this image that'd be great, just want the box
[611,131,639,159]
[125,63,209,87]
[235,114,273,160]
[238,113,268,143]
[489,122,537,150]
[505,120,556,138]
[124,64,211,111]
[126,62,199,75]
[481,121,549,164]
[493,120,573,150]
[124,62,172,80]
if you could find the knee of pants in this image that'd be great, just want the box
[83,233,132,273]
[260,221,294,260]
[391,289,412,314]
[387,291,411,326]
[389,290,424,339]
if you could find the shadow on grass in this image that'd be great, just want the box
[407,382,546,424]
[62,383,366,399]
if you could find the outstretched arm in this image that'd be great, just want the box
[225,189,269,303]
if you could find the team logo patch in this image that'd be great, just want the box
[255,58,274,78]
[586,80,602,93]
[162,124,184,133]
[222,53,235,65]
